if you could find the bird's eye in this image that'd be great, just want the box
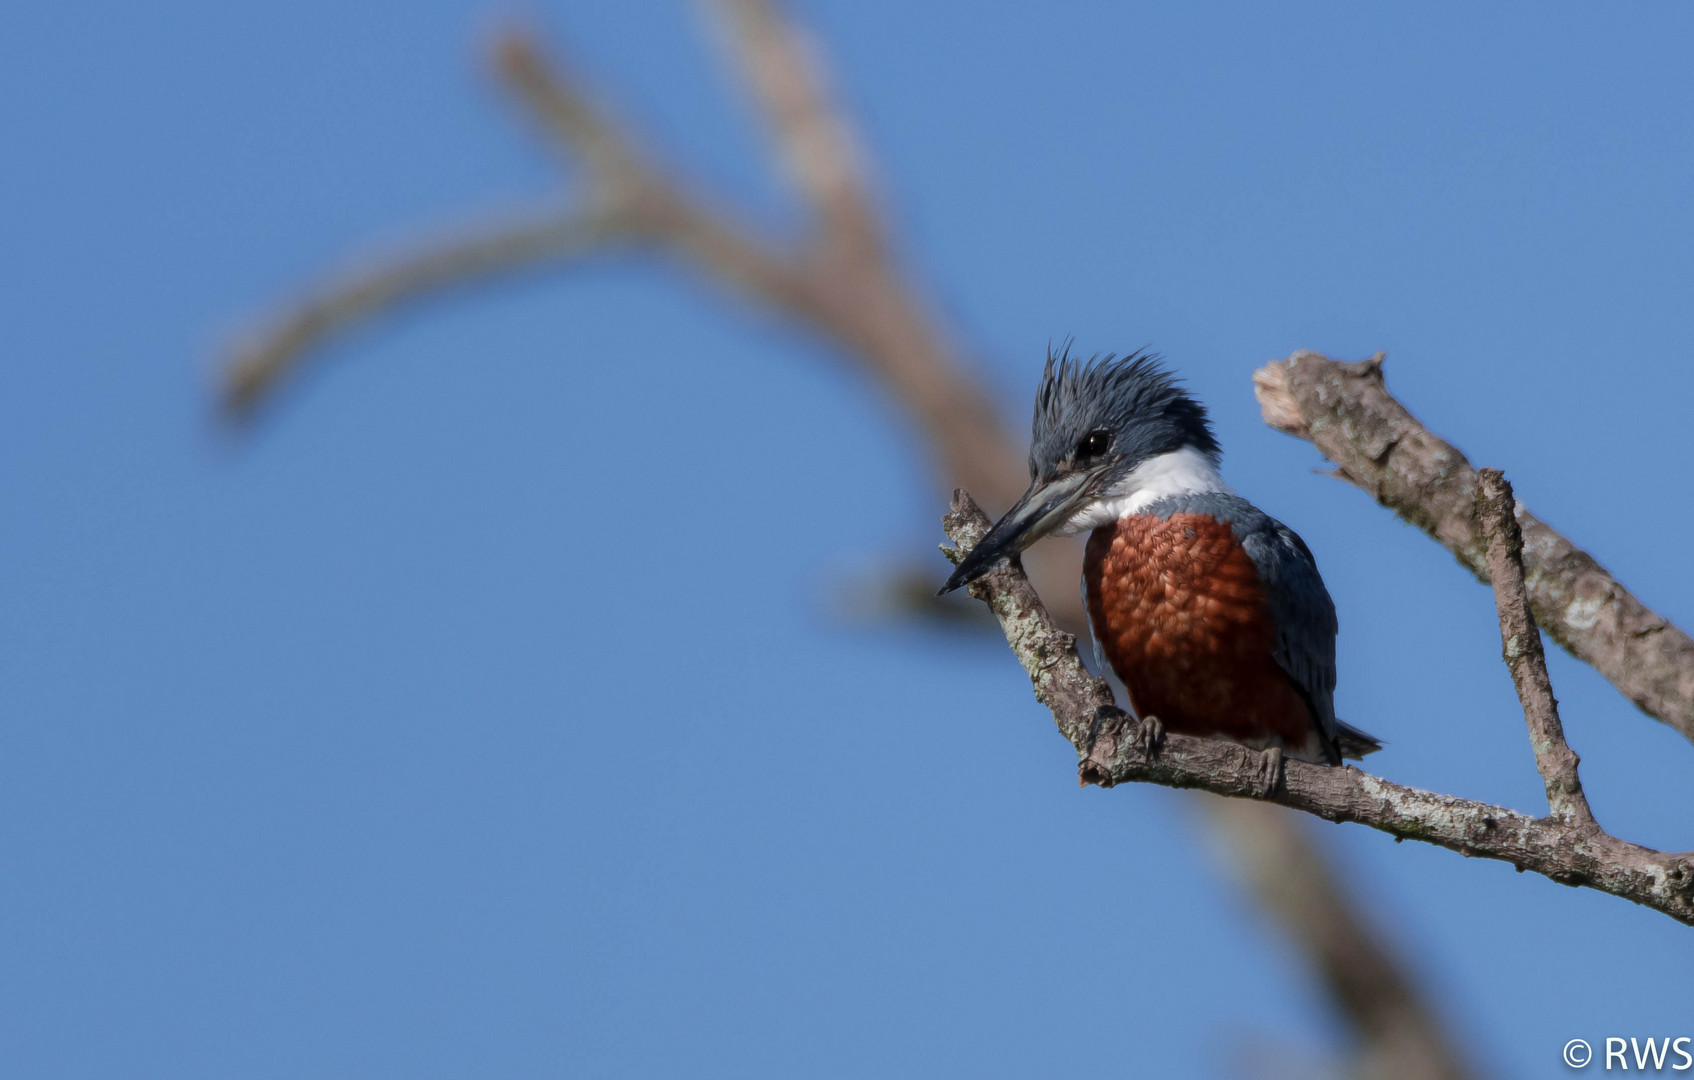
[1077,430,1111,458]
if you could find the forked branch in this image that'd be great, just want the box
[942,489,1694,926]
[1256,351,1694,743]
[223,19,1023,520]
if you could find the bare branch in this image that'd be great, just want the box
[1207,800,1476,1080]
[705,0,883,263]
[223,207,626,417]
[939,493,1116,746]
[225,29,1025,523]
[1476,468,1596,826]
[1256,351,1694,744]
[490,31,649,191]
[484,28,1028,523]
[943,489,1694,927]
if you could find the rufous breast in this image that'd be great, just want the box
[1083,512,1315,749]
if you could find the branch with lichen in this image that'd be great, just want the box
[1255,350,1694,744]
[942,489,1694,927]
[1476,467,1596,827]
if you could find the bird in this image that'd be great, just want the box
[940,348,1381,772]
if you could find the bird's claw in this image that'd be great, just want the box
[1134,714,1165,758]
[1086,705,1129,755]
[1084,706,1162,761]
[1255,746,1284,797]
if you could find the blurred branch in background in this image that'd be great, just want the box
[1207,800,1474,1080]
[218,3,1478,1077]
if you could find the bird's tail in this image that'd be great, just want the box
[1334,719,1383,761]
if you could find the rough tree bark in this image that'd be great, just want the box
[941,491,1694,927]
[1476,468,1595,827]
[1256,351,1694,744]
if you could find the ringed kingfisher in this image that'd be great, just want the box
[941,350,1380,768]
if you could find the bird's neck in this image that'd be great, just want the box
[1058,446,1233,536]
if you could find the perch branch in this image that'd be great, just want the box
[1255,351,1694,743]
[942,489,1694,927]
[1477,468,1596,826]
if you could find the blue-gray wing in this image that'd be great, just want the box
[1241,520,1340,756]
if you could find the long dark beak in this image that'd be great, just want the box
[939,470,1097,595]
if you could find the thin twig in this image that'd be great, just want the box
[491,31,649,186]
[1476,468,1597,826]
[1256,351,1694,744]
[224,207,627,417]
[943,489,1694,927]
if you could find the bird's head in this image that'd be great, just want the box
[940,348,1225,594]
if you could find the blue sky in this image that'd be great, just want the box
[4,2,1692,1077]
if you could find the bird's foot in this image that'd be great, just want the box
[1081,707,1162,787]
[1254,746,1284,797]
[1085,705,1129,755]
[1134,714,1165,758]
